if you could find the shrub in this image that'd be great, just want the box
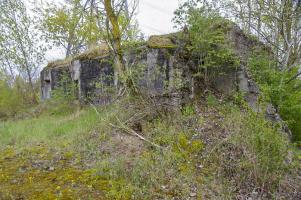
[174,5,239,85]
[209,103,291,197]
[0,79,29,118]
[248,51,301,144]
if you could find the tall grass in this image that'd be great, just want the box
[0,107,100,149]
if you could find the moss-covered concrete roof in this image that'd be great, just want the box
[46,44,110,69]
[147,33,178,49]
[46,34,181,69]
[45,27,270,70]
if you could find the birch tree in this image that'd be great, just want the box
[37,0,103,57]
[0,0,46,102]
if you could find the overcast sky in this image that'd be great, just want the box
[137,0,180,35]
[45,0,181,61]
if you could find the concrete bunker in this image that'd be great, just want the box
[40,28,270,108]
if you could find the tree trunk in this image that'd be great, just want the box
[247,0,252,33]
[124,0,130,20]
[66,42,72,57]
[104,0,125,80]
[256,0,262,39]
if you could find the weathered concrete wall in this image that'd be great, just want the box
[41,45,192,105]
[41,27,261,105]
[79,56,114,104]
[40,65,71,100]
[212,25,291,137]
[40,68,51,100]
[212,25,265,110]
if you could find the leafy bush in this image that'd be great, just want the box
[248,51,301,144]
[51,71,77,102]
[181,104,196,116]
[174,5,239,85]
[206,102,292,198]
[0,77,37,119]
[0,80,23,118]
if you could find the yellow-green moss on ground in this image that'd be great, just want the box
[0,146,109,200]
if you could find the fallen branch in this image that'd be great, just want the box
[110,117,164,150]
[89,101,163,150]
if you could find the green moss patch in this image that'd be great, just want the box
[147,34,177,49]
[0,146,109,199]
[74,44,110,61]
[46,44,110,69]
[46,57,73,69]
[45,33,182,70]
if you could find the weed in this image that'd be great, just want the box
[182,104,196,116]
[206,92,218,107]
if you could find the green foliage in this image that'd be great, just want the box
[38,0,141,57]
[0,80,24,118]
[0,94,299,199]
[174,4,239,83]
[243,113,288,174]
[43,71,80,116]
[51,72,78,102]
[206,92,218,107]
[0,76,38,119]
[181,104,196,116]
[38,0,103,56]
[0,0,46,100]
[219,104,290,192]
[187,11,235,66]
[248,51,301,144]
[232,91,247,107]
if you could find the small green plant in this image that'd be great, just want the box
[182,104,196,116]
[51,71,78,102]
[176,133,203,158]
[232,91,249,108]
[206,92,218,107]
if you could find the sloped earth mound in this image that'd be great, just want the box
[0,95,300,199]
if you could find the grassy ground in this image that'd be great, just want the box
[0,95,300,199]
[0,109,98,148]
